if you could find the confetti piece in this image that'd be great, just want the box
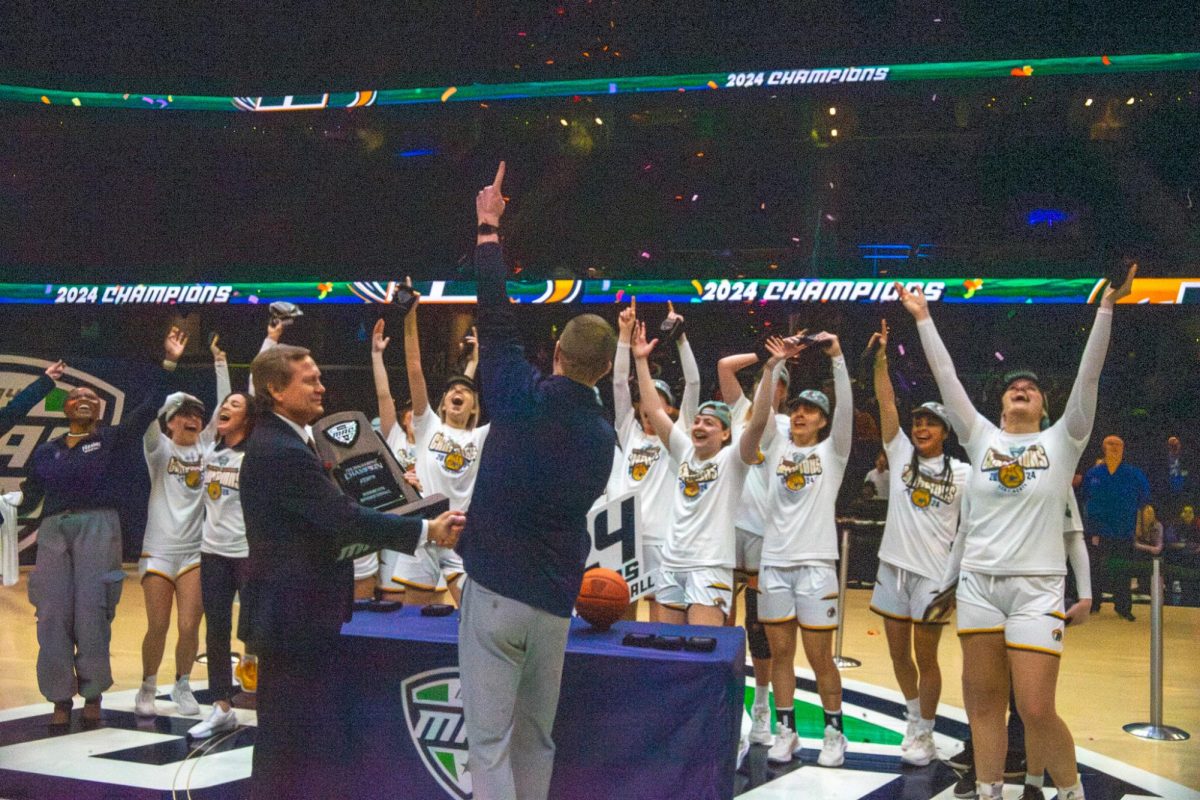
[1010,65,1033,77]
[317,282,333,299]
[122,93,130,99]
[40,96,50,104]
[1101,55,1111,65]
[962,278,984,299]
[167,95,173,102]
[248,295,260,304]
[615,289,625,302]
[706,80,719,89]
[440,86,457,102]
[691,280,704,295]
[71,98,81,106]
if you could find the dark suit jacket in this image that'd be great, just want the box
[239,411,424,651]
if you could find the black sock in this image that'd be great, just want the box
[777,708,795,730]
[824,709,843,732]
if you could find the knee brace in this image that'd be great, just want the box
[744,587,772,661]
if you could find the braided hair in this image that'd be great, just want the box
[906,414,953,494]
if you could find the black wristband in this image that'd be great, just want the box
[477,223,499,235]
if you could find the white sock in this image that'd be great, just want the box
[905,697,921,719]
[1058,781,1085,800]
[141,677,156,690]
[917,717,935,734]
[753,683,769,709]
[1025,772,1044,788]
[976,780,1004,799]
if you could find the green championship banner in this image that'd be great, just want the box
[2,52,1198,112]
[5,277,1197,306]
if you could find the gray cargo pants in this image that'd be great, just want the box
[28,509,124,701]
[458,578,571,800]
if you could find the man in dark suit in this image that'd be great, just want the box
[240,343,465,798]
[457,164,617,800]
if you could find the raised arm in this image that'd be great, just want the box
[371,319,399,438]
[612,300,636,431]
[632,322,674,445]
[671,300,701,424]
[717,352,758,407]
[474,162,541,415]
[128,327,186,448]
[463,326,480,380]
[897,283,980,444]
[869,320,900,444]
[0,361,62,438]
[203,334,232,446]
[807,332,853,458]
[1062,266,1133,442]
[741,337,801,464]
[402,282,431,419]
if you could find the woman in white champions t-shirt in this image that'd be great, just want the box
[758,332,853,769]
[899,266,1134,800]
[135,335,229,719]
[868,319,969,767]
[612,299,699,621]
[389,290,488,606]
[631,322,781,627]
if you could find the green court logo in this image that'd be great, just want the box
[401,668,472,799]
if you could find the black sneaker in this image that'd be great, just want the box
[945,741,973,770]
[1021,785,1044,799]
[952,770,975,798]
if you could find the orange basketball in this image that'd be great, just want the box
[575,568,630,631]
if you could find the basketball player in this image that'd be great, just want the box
[135,332,229,718]
[903,265,1133,800]
[188,333,262,738]
[716,348,792,746]
[373,301,488,606]
[611,297,699,621]
[758,330,852,768]
[868,318,969,766]
[632,323,788,627]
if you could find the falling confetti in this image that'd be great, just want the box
[706,80,719,89]
[1010,65,1034,77]
[691,280,705,295]
[1101,55,1112,66]
[615,289,625,302]
[71,98,81,106]
[440,86,457,103]
[40,96,50,104]
[962,278,984,299]
[317,282,333,299]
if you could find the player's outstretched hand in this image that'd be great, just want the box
[372,320,390,354]
[867,319,889,360]
[895,282,930,321]
[476,161,506,225]
[631,321,658,361]
[617,297,637,340]
[164,326,189,362]
[43,360,66,380]
[429,510,467,549]
[922,584,956,624]
[1101,262,1137,308]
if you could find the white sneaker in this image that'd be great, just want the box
[749,705,773,745]
[767,723,800,764]
[817,725,847,767]
[900,729,936,766]
[736,736,750,771]
[134,684,158,717]
[188,706,238,738]
[172,677,200,716]
[900,713,919,751]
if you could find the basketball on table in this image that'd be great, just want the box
[575,568,630,630]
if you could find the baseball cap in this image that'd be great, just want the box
[790,389,830,416]
[445,374,477,393]
[697,401,732,429]
[1002,369,1042,392]
[158,392,205,423]
[912,401,951,428]
[652,379,676,408]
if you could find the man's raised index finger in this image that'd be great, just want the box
[494,161,506,191]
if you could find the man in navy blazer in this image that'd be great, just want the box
[240,342,465,798]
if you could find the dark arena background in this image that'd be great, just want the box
[0,3,1197,799]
